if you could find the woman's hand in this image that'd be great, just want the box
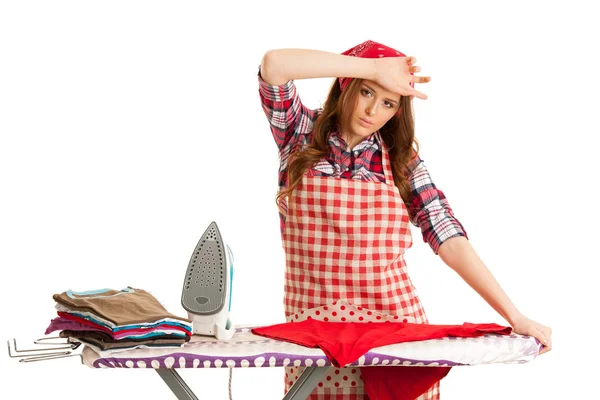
[510,314,553,355]
[373,56,431,100]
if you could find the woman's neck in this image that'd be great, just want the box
[340,132,360,151]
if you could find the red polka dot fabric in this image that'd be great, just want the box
[290,300,414,324]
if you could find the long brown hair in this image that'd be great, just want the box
[276,77,419,215]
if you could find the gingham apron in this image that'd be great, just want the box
[281,136,440,399]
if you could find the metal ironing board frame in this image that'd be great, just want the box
[154,366,327,400]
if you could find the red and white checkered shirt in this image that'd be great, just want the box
[258,69,468,254]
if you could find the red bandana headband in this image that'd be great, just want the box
[338,40,414,92]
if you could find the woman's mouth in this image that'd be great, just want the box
[359,118,373,127]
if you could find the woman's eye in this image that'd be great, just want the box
[384,101,393,108]
[361,89,372,96]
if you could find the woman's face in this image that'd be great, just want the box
[343,80,400,148]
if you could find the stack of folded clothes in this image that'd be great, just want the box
[45,287,192,354]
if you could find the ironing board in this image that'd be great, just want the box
[79,325,541,400]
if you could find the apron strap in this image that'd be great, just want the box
[377,132,395,184]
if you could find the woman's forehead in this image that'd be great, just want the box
[361,80,401,100]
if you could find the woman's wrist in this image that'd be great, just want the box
[505,309,524,326]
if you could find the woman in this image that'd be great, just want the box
[258,40,552,399]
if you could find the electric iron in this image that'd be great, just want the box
[181,221,235,340]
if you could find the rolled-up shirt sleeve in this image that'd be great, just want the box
[407,155,469,255]
[258,66,314,152]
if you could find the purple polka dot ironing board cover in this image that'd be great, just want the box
[81,324,542,370]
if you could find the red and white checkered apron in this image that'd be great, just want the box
[281,139,440,399]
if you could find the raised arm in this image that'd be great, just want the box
[260,49,378,85]
[260,48,428,99]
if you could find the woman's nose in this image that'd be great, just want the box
[366,103,377,115]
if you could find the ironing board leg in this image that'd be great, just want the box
[154,366,326,400]
[283,367,328,400]
[156,369,199,400]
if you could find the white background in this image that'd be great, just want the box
[1,1,598,399]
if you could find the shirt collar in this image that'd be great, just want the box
[329,129,381,153]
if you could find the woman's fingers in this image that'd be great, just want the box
[408,60,430,86]
[413,76,431,84]
[535,326,552,355]
[539,340,552,354]
[509,316,552,356]
[411,89,428,100]
[541,327,552,346]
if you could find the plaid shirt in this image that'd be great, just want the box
[258,69,467,254]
